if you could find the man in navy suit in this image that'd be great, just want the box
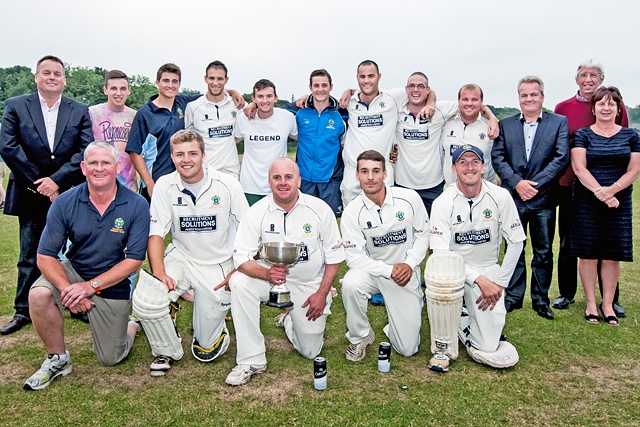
[491,76,570,320]
[0,55,93,334]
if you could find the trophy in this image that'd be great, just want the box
[262,242,300,308]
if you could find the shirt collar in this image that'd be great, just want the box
[575,90,590,103]
[38,92,62,109]
[171,163,217,190]
[268,190,304,213]
[519,111,543,123]
[204,92,231,106]
[362,184,394,210]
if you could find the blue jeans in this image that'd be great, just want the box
[506,208,556,308]
[15,217,47,317]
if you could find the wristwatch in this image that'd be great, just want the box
[90,279,101,295]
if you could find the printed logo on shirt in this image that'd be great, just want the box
[453,215,464,225]
[326,119,335,130]
[330,240,343,251]
[298,244,309,262]
[208,125,233,138]
[178,108,184,119]
[395,211,406,222]
[179,215,217,232]
[110,218,125,234]
[510,218,522,230]
[302,223,312,233]
[265,224,279,234]
[343,240,357,249]
[449,144,462,155]
[358,114,383,128]
[403,129,429,140]
[96,121,131,143]
[173,196,188,207]
[249,135,281,141]
[231,111,237,118]
[447,130,456,137]
[479,133,487,140]
[150,214,157,225]
[454,228,491,245]
[372,229,408,247]
[379,102,385,108]
[430,226,443,236]
[483,209,493,221]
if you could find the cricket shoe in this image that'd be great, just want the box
[24,351,72,391]
[150,355,174,377]
[274,309,293,328]
[191,327,230,362]
[428,352,451,372]
[225,364,267,386]
[345,329,375,362]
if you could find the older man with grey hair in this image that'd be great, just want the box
[23,141,149,390]
[553,60,629,316]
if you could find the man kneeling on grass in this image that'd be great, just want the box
[427,145,524,371]
[23,141,149,390]
[225,157,344,386]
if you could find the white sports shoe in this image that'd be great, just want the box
[225,364,267,386]
[150,355,174,377]
[274,312,288,328]
[428,352,451,372]
[23,351,72,391]
[345,329,375,362]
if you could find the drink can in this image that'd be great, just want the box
[378,342,391,372]
[314,357,327,390]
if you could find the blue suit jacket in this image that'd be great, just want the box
[0,92,93,221]
[491,111,570,211]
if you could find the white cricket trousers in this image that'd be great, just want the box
[462,264,506,353]
[165,252,232,349]
[229,271,331,366]
[341,268,423,356]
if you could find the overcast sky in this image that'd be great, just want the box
[2,0,637,109]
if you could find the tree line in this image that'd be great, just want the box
[2,64,640,123]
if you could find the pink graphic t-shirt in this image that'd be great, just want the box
[89,104,138,191]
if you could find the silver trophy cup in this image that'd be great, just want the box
[262,242,300,308]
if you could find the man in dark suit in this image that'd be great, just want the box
[491,76,570,320]
[0,55,93,335]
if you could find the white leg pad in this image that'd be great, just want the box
[465,340,519,369]
[424,252,466,360]
[132,270,184,360]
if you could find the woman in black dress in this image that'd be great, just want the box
[571,86,640,326]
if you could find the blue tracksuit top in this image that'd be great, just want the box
[283,95,347,183]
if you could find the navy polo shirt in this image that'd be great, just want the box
[38,181,150,299]
[125,93,202,184]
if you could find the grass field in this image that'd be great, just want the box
[0,177,639,427]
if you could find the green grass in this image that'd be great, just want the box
[0,179,639,427]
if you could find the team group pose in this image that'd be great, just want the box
[1,55,637,390]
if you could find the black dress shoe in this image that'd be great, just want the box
[0,314,32,335]
[535,305,555,320]
[505,300,521,313]
[552,296,575,310]
[613,302,626,318]
[70,311,90,324]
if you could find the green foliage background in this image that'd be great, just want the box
[4,62,640,122]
